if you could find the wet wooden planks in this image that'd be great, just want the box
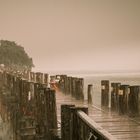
[56,92,140,140]
[89,108,140,139]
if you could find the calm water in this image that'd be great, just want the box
[83,73,140,107]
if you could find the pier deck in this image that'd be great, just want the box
[56,92,140,140]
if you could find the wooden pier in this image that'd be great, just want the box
[0,71,140,140]
[56,91,140,140]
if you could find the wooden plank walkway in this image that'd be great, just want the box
[56,92,140,140]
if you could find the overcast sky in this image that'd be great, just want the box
[0,0,140,72]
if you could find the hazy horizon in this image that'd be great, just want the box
[0,0,140,72]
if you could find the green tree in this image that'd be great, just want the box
[0,40,34,71]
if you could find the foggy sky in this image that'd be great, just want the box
[0,0,140,72]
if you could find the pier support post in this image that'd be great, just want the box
[45,88,57,130]
[128,86,140,117]
[67,77,72,95]
[111,83,121,111]
[71,78,76,98]
[75,78,84,100]
[118,85,129,115]
[44,73,49,86]
[36,72,43,84]
[101,80,109,107]
[70,107,88,140]
[79,78,84,100]
[88,84,93,104]
[61,104,75,140]
[30,72,36,82]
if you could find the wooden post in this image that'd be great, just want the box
[34,82,41,130]
[79,78,84,100]
[0,71,2,89]
[59,75,65,93]
[71,78,77,98]
[68,77,72,95]
[70,107,88,140]
[128,86,140,117]
[88,84,93,104]
[23,70,30,80]
[101,80,109,107]
[118,89,123,115]
[71,78,74,97]
[118,85,129,115]
[36,72,43,84]
[44,73,49,86]
[58,75,62,92]
[45,88,57,139]
[111,83,121,111]
[30,72,36,82]
[65,76,69,94]
[67,77,71,95]
[63,75,68,94]
[44,82,60,140]
[75,78,80,100]
[61,104,75,140]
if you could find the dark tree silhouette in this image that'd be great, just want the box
[0,40,34,71]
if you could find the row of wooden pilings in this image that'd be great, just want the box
[0,70,59,140]
[61,104,115,140]
[101,80,140,117]
[55,75,84,100]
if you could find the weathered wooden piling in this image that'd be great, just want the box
[71,77,76,98]
[62,75,68,94]
[23,70,30,80]
[67,77,72,95]
[30,71,36,82]
[88,84,93,104]
[61,104,75,140]
[36,72,43,83]
[118,85,129,115]
[57,75,64,93]
[57,76,84,101]
[44,73,49,86]
[70,107,88,140]
[128,86,140,117]
[45,88,57,130]
[59,75,64,93]
[78,78,84,100]
[75,78,83,100]
[61,105,88,140]
[101,80,109,107]
[111,83,121,111]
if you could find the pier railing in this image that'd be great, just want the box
[61,104,116,140]
[77,111,116,140]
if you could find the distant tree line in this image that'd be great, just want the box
[0,40,34,71]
